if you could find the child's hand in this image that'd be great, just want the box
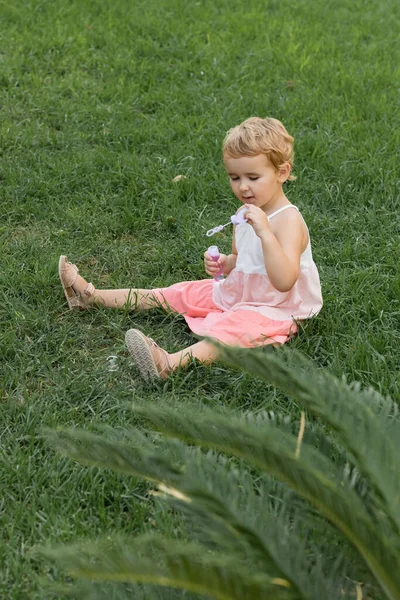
[244,205,271,239]
[204,251,227,277]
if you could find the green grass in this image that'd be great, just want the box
[1,0,399,597]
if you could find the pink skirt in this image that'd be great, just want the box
[152,279,297,348]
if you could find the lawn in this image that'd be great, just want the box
[1,0,399,597]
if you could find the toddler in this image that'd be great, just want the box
[59,116,323,379]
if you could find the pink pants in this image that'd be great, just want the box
[152,279,297,348]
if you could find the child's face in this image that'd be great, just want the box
[224,153,289,212]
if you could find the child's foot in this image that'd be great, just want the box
[125,328,172,380]
[58,255,96,311]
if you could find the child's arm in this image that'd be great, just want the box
[223,226,238,274]
[204,228,238,277]
[244,205,307,292]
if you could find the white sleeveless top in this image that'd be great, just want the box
[212,205,323,321]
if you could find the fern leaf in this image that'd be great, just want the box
[219,345,400,533]
[42,427,183,485]
[38,534,295,600]
[44,428,315,594]
[134,402,400,600]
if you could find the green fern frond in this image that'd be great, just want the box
[44,427,320,594]
[167,485,348,599]
[45,581,190,600]
[219,345,400,533]
[165,448,354,597]
[42,427,183,485]
[133,402,400,600]
[42,349,400,600]
[38,534,295,600]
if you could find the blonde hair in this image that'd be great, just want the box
[223,116,296,181]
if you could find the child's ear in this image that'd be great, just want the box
[278,163,291,183]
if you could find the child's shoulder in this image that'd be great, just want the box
[270,204,309,246]
[271,204,305,225]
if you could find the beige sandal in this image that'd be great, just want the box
[125,328,172,380]
[58,255,95,311]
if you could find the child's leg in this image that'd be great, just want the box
[168,340,218,369]
[59,257,158,310]
[125,329,219,380]
[89,286,159,309]
[72,271,158,309]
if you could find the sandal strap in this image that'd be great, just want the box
[68,296,85,308]
[84,282,95,297]
[148,338,172,373]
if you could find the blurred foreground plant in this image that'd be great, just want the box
[39,347,400,600]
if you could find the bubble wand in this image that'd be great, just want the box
[206,207,248,237]
[206,207,248,282]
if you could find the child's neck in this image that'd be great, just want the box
[262,191,289,216]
